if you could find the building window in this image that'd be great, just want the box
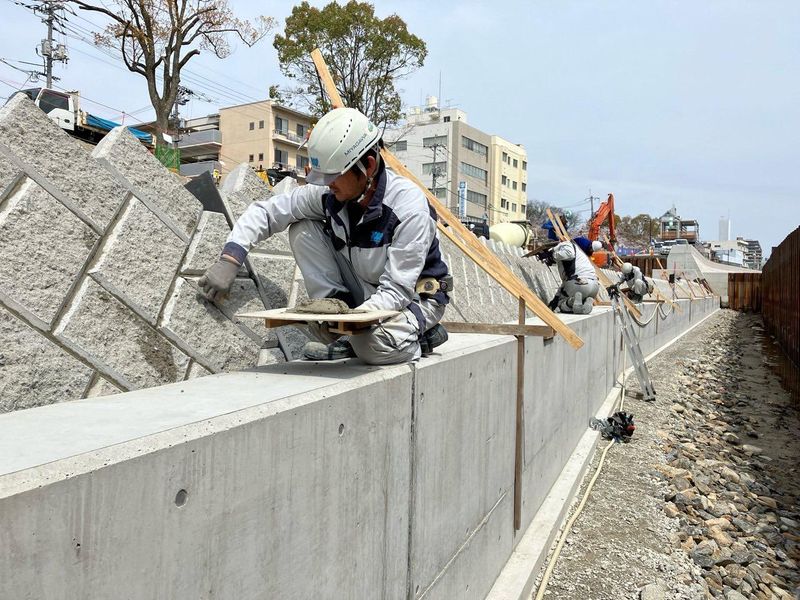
[390,140,408,152]
[512,181,518,190]
[467,190,487,207]
[274,116,288,134]
[297,123,307,138]
[522,183,527,192]
[274,148,288,167]
[296,155,309,169]
[432,187,447,199]
[522,161,527,171]
[258,152,264,161]
[249,122,255,131]
[443,116,451,123]
[513,158,518,168]
[512,203,517,212]
[248,154,254,162]
[423,135,447,148]
[501,175,507,186]
[501,198,507,209]
[502,152,508,164]
[459,162,487,183]
[461,136,488,158]
[259,120,264,129]
[422,161,446,175]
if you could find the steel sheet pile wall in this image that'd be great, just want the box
[761,227,799,367]
[727,272,762,312]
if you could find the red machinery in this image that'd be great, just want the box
[588,193,616,267]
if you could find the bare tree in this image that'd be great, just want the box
[69,0,273,145]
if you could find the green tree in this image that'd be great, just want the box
[273,1,427,128]
[70,0,273,146]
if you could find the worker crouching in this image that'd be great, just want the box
[619,263,654,302]
[538,236,601,315]
[199,107,451,365]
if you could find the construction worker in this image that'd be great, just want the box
[619,262,653,302]
[199,107,451,365]
[538,236,601,315]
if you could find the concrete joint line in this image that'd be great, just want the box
[156,286,219,374]
[245,256,292,358]
[417,492,508,600]
[0,289,50,332]
[0,169,25,209]
[87,271,160,327]
[157,213,203,328]
[94,156,190,244]
[0,142,103,236]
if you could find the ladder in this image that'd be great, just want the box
[610,289,656,401]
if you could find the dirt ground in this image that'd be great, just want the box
[531,309,800,600]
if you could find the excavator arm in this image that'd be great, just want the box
[588,193,616,245]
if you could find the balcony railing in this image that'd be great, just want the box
[273,128,305,145]
[180,160,221,177]
[177,129,221,148]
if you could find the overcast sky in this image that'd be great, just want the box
[1,0,797,257]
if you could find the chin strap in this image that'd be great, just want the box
[348,147,382,208]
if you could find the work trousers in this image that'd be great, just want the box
[556,278,600,315]
[288,219,445,365]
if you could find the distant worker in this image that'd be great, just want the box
[538,236,601,315]
[619,262,654,302]
[199,107,452,364]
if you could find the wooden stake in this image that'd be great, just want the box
[514,296,525,531]
[309,49,585,350]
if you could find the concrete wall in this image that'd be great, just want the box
[0,295,718,600]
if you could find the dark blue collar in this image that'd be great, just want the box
[324,168,387,224]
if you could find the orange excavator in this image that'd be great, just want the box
[587,193,617,267]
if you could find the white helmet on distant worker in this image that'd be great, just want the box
[306,107,381,186]
[591,241,603,253]
[621,262,633,275]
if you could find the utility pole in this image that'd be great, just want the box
[586,189,600,218]
[34,1,68,88]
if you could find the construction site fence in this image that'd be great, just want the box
[727,272,762,312]
[760,226,800,367]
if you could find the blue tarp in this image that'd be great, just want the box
[86,113,153,144]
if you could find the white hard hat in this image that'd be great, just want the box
[621,262,633,275]
[306,107,380,186]
[591,241,603,252]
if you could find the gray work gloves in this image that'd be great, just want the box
[198,257,239,302]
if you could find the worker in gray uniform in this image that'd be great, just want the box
[619,262,653,302]
[538,237,601,315]
[198,107,451,365]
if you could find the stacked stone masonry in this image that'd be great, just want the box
[0,93,693,412]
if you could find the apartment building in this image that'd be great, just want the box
[173,100,313,181]
[219,100,312,179]
[489,136,527,224]
[385,98,527,226]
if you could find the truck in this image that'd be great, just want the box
[15,87,153,146]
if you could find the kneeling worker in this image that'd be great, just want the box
[538,236,601,315]
[619,262,653,302]
[199,107,451,364]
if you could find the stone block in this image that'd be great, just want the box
[84,375,123,398]
[185,361,211,380]
[89,197,186,324]
[0,95,127,230]
[56,278,190,390]
[92,127,201,239]
[0,179,98,328]
[159,277,261,373]
[182,211,245,275]
[0,306,93,412]
[0,151,22,200]
[220,163,274,221]
[221,278,274,341]
[248,255,294,309]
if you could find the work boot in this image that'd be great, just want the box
[420,324,448,355]
[302,338,356,361]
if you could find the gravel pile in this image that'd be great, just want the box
[535,310,800,600]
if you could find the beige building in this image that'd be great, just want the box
[218,100,312,179]
[385,99,528,226]
[489,136,527,225]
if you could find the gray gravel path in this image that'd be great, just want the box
[531,309,800,600]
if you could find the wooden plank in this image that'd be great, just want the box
[441,322,555,337]
[238,308,399,323]
[309,49,586,349]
